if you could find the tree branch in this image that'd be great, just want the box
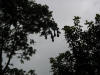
[2,50,13,74]
[3,23,17,74]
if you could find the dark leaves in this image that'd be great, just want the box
[0,0,60,74]
[50,15,100,75]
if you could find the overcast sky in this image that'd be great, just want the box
[12,0,100,75]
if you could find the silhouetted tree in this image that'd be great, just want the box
[50,51,75,75]
[6,68,36,75]
[50,14,100,75]
[0,0,60,75]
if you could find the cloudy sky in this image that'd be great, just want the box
[12,0,100,75]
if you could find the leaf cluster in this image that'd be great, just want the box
[50,14,100,75]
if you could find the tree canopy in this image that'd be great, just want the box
[0,0,60,75]
[50,14,100,75]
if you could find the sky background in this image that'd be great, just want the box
[11,0,100,75]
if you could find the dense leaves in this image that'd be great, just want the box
[0,0,60,75]
[50,51,75,75]
[50,15,100,75]
[6,68,36,75]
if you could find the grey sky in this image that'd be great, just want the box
[11,0,100,75]
[36,0,100,27]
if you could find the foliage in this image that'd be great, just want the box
[0,0,60,75]
[50,51,75,75]
[6,68,36,75]
[50,15,100,75]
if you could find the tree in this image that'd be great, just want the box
[50,51,75,75]
[50,14,100,75]
[0,0,60,75]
